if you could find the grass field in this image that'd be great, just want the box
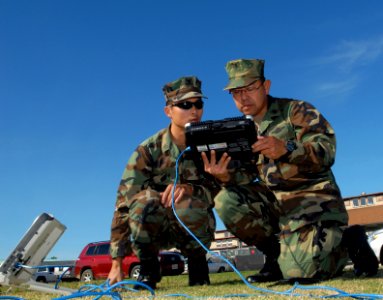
[1,268,382,299]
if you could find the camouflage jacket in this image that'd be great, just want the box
[227,96,348,231]
[110,125,218,258]
[258,96,339,189]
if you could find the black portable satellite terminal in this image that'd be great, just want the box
[185,115,257,162]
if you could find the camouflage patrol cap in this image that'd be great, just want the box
[224,59,265,90]
[163,76,207,104]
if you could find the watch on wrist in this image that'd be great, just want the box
[285,140,297,153]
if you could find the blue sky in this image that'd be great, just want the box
[1,1,383,261]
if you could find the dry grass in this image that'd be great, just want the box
[1,268,382,299]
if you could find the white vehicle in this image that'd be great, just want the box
[32,268,58,283]
[51,265,74,279]
[207,257,231,273]
[368,228,383,265]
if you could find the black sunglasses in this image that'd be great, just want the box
[172,99,204,110]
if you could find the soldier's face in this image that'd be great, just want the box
[165,97,203,127]
[231,80,271,119]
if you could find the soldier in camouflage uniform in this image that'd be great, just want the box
[202,59,378,282]
[108,76,218,289]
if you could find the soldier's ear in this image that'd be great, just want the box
[263,80,271,95]
[164,106,172,118]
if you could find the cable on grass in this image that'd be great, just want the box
[5,148,383,299]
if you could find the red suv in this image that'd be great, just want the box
[74,241,185,281]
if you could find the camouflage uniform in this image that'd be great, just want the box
[110,126,217,260]
[262,96,348,279]
[110,77,217,268]
[216,59,349,280]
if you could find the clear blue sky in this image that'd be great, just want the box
[1,1,383,261]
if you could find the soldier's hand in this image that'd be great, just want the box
[201,150,231,183]
[160,183,193,208]
[252,136,287,160]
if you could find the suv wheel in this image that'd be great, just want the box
[80,269,94,282]
[129,265,141,279]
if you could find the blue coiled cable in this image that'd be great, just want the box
[5,147,383,299]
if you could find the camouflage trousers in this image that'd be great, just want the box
[215,183,281,246]
[279,221,348,279]
[215,183,348,279]
[128,189,215,259]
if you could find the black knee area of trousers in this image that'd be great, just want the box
[188,254,210,286]
[133,257,161,290]
[247,235,283,283]
[256,235,280,257]
[342,225,378,277]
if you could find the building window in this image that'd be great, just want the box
[367,196,374,205]
[351,196,375,207]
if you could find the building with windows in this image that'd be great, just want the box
[210,230,241,256]
[344,192,383,230]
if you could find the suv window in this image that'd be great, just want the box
[95,243,110,255]
[85,245,96,256]
[84,243,110,256]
